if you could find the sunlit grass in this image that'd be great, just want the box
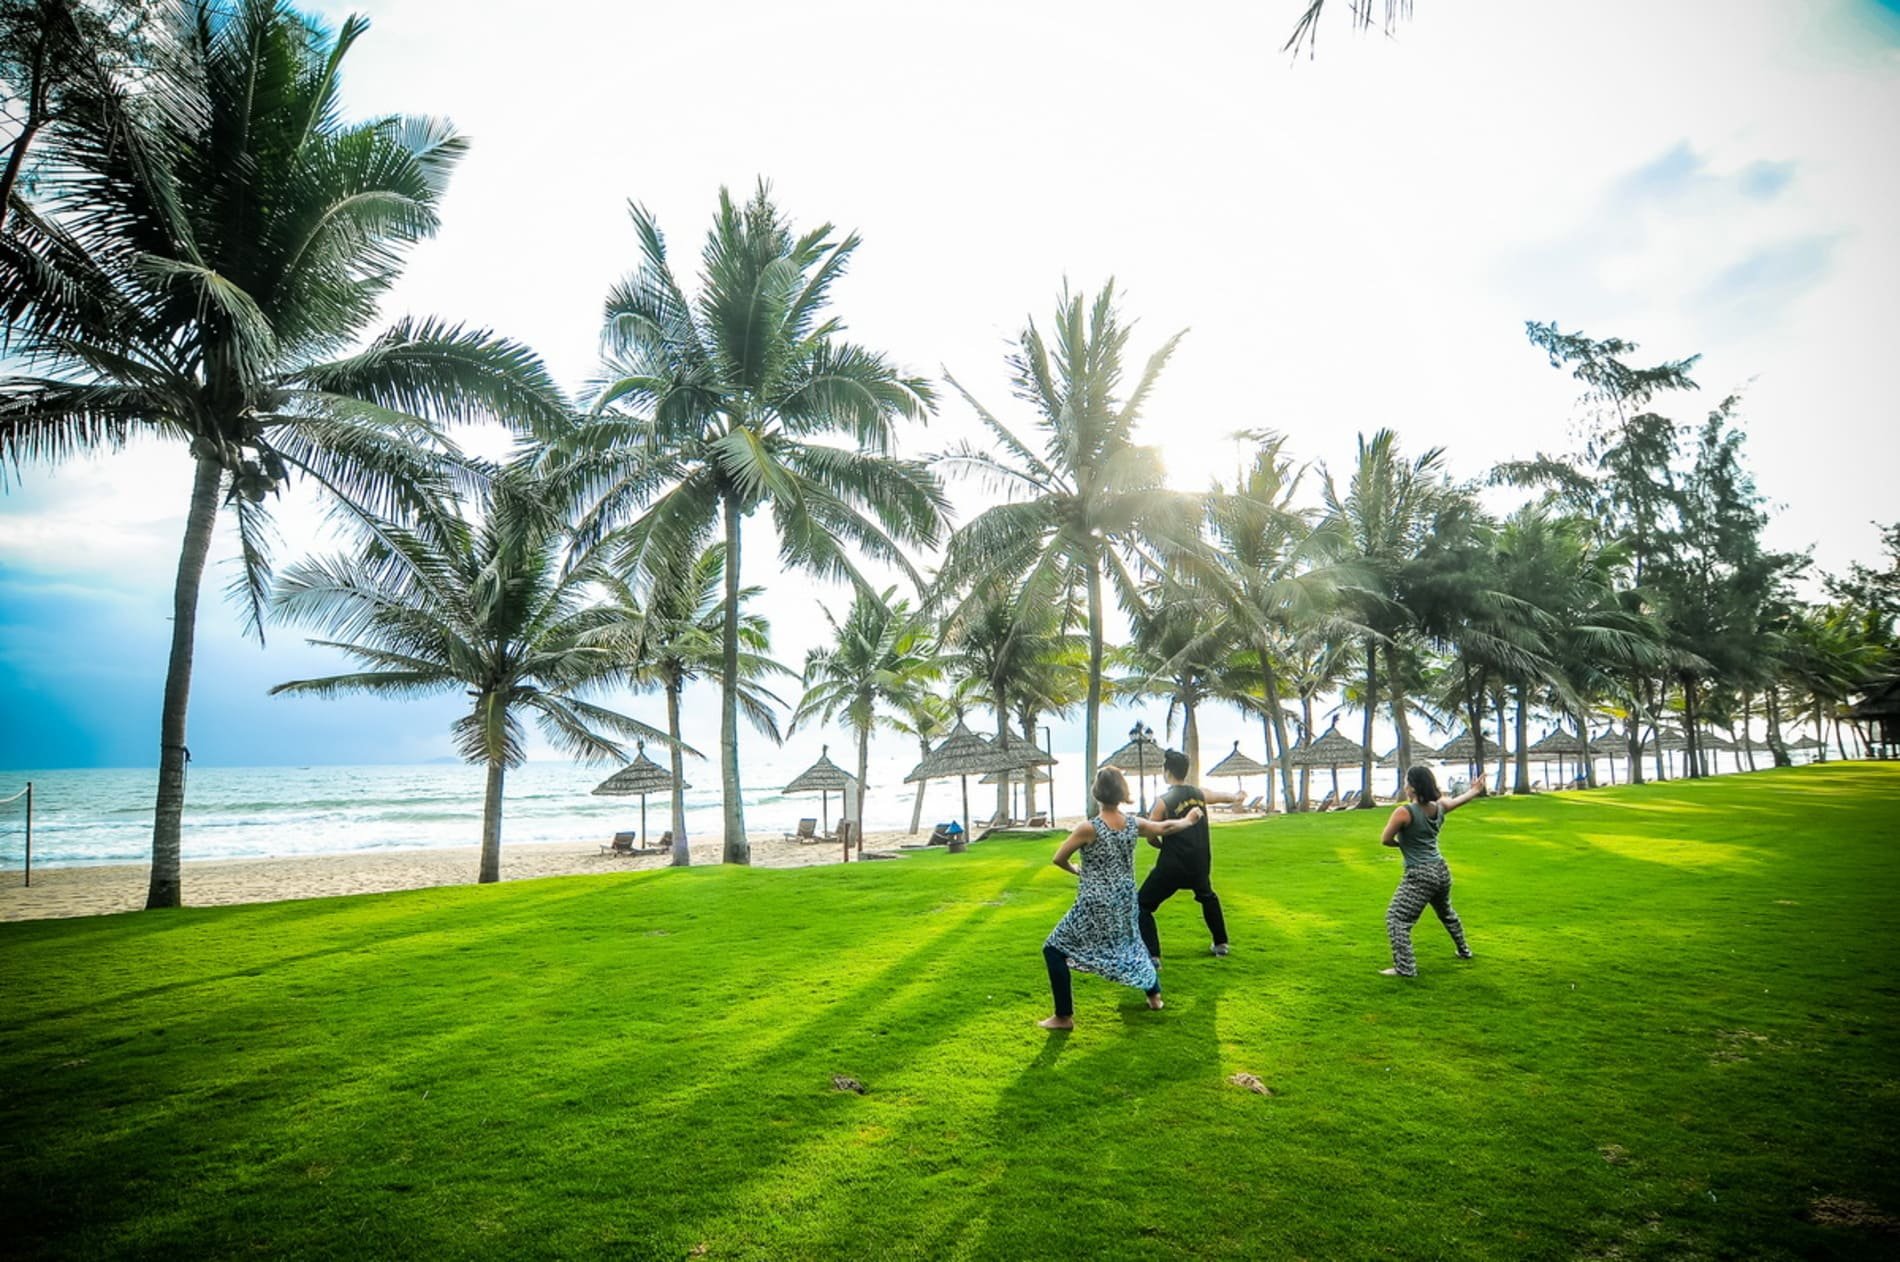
[2,764,1896,1259]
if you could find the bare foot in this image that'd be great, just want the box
[1146,993,1165,1010]
[1037,1015,1074,1030]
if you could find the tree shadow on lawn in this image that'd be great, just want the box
[741,963,1246,1259]
[0,873,661,1026]
[419,859,1064,1257]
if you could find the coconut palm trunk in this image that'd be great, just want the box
[1084,561,1105,800]
[909,733,932,834]
[1389,647,1413,790]
[1765,690,1791,766]
[1357,639,1378,807]
[1260,653,1296,810]
[1019,713,1041,820]
[994,699,1012,822]
[1465,667,1489,787]
[1299,697,1316,809]
[720,495,749,863]
[1183,697,1200,784]
[146,455,225,910]
[1513,684,1531,793]
[1494,689,1510,792]
[1574,709,1597,788]
[666,677,690,866]
[855,717,871,859]
[1683,678,1703,778]
[479,758,506,884]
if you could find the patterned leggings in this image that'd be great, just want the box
[1385,859,1471,976]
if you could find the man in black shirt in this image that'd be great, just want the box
[1139,749,1245,962]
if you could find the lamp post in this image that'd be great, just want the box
[1131,721,1154,814]
[1041,724,1055,822]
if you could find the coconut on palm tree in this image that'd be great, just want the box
[564,184,946,863]
[270,463,681,883]
[935,282,1204,807]
[0,1,568,907]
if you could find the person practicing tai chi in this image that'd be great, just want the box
[1040,767,1203,1029]
[1140,749,1245,963]
[1379,765,1485,977]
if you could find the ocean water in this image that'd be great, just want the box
[0,750,1074,869]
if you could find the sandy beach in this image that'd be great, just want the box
[0,820,1084,923]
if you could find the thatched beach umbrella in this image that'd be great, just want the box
[1291,721,1367,804]
[1102,728,1167,807]
[592,741,688,849]
[782,744,855,833]
[904,720,1026,848]
[1434,729,1508,765]
[1529,728,1586,784]
[1206,741,1268,806]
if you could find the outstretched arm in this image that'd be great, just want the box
[1212,787,1247,805]
[1051,823,1093,875]
[1441,781,1488,815]
[1136,806,1203,840]
[1144,795,1173,848]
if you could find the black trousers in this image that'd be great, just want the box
[1043,944,1157,1017]
[1138,863,1227,959]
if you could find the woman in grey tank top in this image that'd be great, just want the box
[1377,766,1486,976]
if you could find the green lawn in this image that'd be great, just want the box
[3,765,1897,1260]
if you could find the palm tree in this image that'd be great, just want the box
[1285,631,1354,808]
[611,543,791,866]
[941,581,1077,820]
[1323,430,1458,806]
[793,586,940,842]
[269,465,680,884]
[566,185,946,864]
[1205,434,1344,809]
[1114,586,1233,783]
[935,282,1203,807]
[0,1,567,907]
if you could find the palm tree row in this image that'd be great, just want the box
[5,3,1891,908]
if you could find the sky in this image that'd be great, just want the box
[2,0,1898,772]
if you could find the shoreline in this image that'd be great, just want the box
[0,819,1084,924]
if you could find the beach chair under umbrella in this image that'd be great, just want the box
[1694,728,1736,774]
[979,763,1051,823]
[1205,740,1268,810]
[782,745,856,835]
[591,741,688,850]
[904,721,1029,849]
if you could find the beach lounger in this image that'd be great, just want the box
[1026,814,1050,828]
[1245,796,1265,813]
[783,818,818,843]
[600,831,637,856]
[1313,790,1338,812]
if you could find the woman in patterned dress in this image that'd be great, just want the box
[1039,767,1204,1029]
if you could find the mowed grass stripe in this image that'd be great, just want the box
[2,764,1896,1259]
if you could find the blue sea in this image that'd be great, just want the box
[0,750,1023,869]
